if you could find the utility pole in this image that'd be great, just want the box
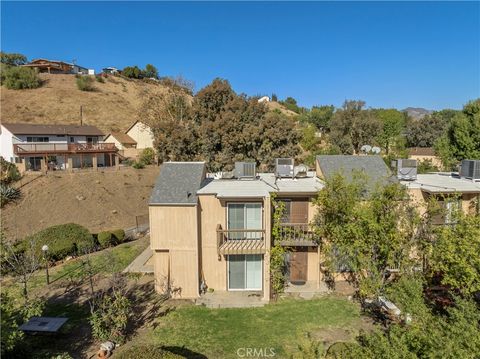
[80,105,83,126]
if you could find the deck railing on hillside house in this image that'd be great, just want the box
[216,224,266,256]
[13,143,117,155]
[276,223,318,246]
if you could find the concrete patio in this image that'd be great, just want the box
[284,280,331,299]
[196,291,267,308]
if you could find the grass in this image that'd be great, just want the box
[145,297,361,358]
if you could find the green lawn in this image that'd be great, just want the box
[146,297,362,358]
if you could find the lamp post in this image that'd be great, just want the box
[42,244,50,285]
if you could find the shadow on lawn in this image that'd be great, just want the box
[161,346,208,359]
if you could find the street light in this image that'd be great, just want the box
[42,244,50,285]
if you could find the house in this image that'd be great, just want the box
[258,96,270,103]
[407,147,442,168]
[0,123,119,172]
[148,156,479,302]
[102,67,120,75]
[400,161,480,224]
[104,121,154,159]
[22,59,92,75]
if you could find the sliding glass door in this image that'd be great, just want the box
[227,203,262,239]
[228,254,263,290]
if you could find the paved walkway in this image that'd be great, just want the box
[284,280,330,299]
[123,246,154,274]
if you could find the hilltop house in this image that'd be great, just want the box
[0,123,119,172]
[104,121,154,158]
[22,59,94,75]
[148,156,395,301]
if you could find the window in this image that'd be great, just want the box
[70,137,74,143]
[228,254,262,290]
[86,136,98,144]
[278,198,309,223]
[227,203,262,239]
[26,137,49,142]
[445,199,460,225]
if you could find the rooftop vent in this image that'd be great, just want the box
[234,162,256,179]
[460,160,480,180]
[392,159,417,181]
[275,158,294,178]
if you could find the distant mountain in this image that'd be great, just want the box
[403,107,433,120]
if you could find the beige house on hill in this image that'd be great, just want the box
[407,147,442,168]
[148,157,480,302]
[105,121,154,159]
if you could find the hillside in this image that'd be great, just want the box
[0,73,168,133]
[1,167,159,240]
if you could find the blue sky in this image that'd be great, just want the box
[1,1,479,110]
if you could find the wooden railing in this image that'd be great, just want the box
[13,142,117,154]
[276,223,318,246]
[216,224,266,255]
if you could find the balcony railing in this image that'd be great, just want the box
[276,223,318,246]
[216,224,266,255]
[13,143,117,155]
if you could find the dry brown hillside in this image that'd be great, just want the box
[0,73,168,133]
[1,167,159,240]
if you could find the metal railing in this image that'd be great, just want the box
[13,142,117,154]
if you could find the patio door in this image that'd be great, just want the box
[227,203,262,239]
[228,255,262,290]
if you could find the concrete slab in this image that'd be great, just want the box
[196,291,267,308]
[123,246,153,274]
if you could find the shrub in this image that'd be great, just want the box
[29,223,94,261]
[2,66,42,90]
[116,345,183,359]
[139,147,155,165]
[0,184,21,207]
[97,231,113,248]
[95,75,105,83]
[76,76,95,91]
[111,229,126,244]
[0,156,22,184]
[132,161,145,169]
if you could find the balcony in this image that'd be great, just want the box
[276,223,318,246]
[13,142,118,155]
[216,224,266,255]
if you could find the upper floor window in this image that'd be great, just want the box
[86,136,98,144]
[278,198,309,224]
[227,203,262,239]
[26,136,49,142]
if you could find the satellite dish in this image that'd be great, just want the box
[371,147,381,154]
[294,164,309,178]
[360,145,372,153]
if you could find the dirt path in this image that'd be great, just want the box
[1,166,159,240]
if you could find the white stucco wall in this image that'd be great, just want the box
[126,121,154,149]
[104,134,125,150]
[0,125,15,162]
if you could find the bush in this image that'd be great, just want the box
[132,161,145,169]
[2,66,42,90]
[139,147,155,165]
[0,156,22,184]
[29,223,94,261]
[0,184,21,207]
[111,229,126,244]
[97,231,113,248]
[76,76,95,91]
[95,75,105,83]
[116,345,183,359]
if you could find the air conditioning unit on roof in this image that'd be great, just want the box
[460,160,480,180]
[234,162,256,179]
[275,158,294,178]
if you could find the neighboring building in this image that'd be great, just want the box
[407,147,442,168]
[102,67,120,75]
[0,123,119,172]
[22,59,92,75]
[148,156,479,302]
[258,96,270,103]
[105,121,154,159]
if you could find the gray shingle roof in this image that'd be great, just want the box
[316,155,393,189]
[149,162,206,205]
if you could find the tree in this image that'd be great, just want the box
[139,87,197,163]
[144,64,159,79]
[122,65,143,79]
[405,110,456,148]
[0,52,27,66]
[307,105,335,132]
[313,173,420,298]
[435,99,480,169]
[280,96,304,114]
[428,214,480,296]
[329,100,382,154]
[374,109,406,154]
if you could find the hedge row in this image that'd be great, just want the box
[97,229,126,248]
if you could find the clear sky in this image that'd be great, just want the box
[1,1,479,110]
